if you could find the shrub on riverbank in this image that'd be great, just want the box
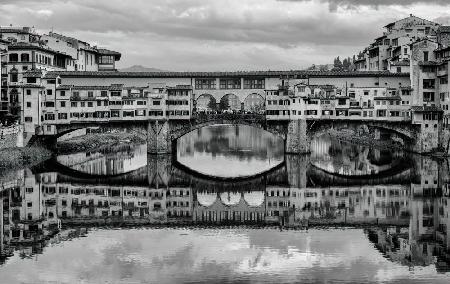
[57,132,146,154]
[0,146,52,173]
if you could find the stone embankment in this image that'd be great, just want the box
[0,146,52,176]
[57,132,147,154]
[326,129,405,151]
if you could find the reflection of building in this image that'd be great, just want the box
[1,150,450,271]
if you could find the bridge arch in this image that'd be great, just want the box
[219,93,241,111]
[196,93,217,112]
[243,93,265,113]
[308,120,417,142]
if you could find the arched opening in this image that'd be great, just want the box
[219,94,241,112]
[244,93,265,113]
[196,94,217,113]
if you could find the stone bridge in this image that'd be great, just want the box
[33,114,430,154]
[147,113,297,154]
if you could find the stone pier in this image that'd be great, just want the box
[286,119,310,154]
[147,120,171,154]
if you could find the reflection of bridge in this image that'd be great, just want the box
[34,113,431,155]
[34,153,418,189]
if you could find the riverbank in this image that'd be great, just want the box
[327,131,405,151]
[0,146,52,176]
[57,132,146,154]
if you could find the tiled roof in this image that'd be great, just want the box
[8,42,72,57]
[22,70,43,78]
[97,48,121,60]
[166,85,193,90]
[45,70,410,79]
[10,83,44,88]
[411,105,443,112]
[0,27,33,34]
[438,26,450,33]
[374,96,401,100]
[419,61,439,66]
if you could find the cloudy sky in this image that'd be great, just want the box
[1,0,450,71]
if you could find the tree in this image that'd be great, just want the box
[207,98,216,111]
[219,97,230,111]
[334,56,343,70]
[342,58,351,70]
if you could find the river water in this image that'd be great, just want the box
[0,125,449,283]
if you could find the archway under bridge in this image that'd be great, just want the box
[147,114,302,154]
[305,119,423,153]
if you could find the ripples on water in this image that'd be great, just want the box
[0,125,449,283]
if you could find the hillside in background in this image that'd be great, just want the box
[119,65,167,72]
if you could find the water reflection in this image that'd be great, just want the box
[177,125,284,178]
[0,133,449,282]
[311,135,411,177]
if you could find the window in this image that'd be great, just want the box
[153,100,161,105]
[244,78,265,89]
[101,90,108,97]
[219,78,241,89]
[88,102,93,107]
[88,91,94,97]
[97,101,101,106]
[24,116,32,122]
[195,79,216,90]
[404,47,408,55]
[60,91,66,96]
[423,51,429,62]
[26,90,31,95]
[71,102,77,107]
[45,101,55,107]
[47,89,53,96]
[58,113,68,120]
[9,53,18,62]
[60,101,66,107]
[423,92,435,102]
[110,110,121,117]
[10,73,18,82]
[423,79,435,89]
[81,102,85,107]
[99,55,114,64]
[27,77,36,83]
[45,113,55,120]
[377,110,386,117]
[397,67,401,73]
[20,53,30,62]
[26,102,31,108]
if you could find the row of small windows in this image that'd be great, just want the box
[39,110,191,121]
[195,78,265,90]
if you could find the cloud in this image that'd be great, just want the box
[279,0,450,11]
[1,0,450,70]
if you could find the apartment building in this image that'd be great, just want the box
[0,26,121,122]
[355,15,440,72]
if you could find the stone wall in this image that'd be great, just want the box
[0,125,23,149]
[411,122,441,153]
[286,119,310,154]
